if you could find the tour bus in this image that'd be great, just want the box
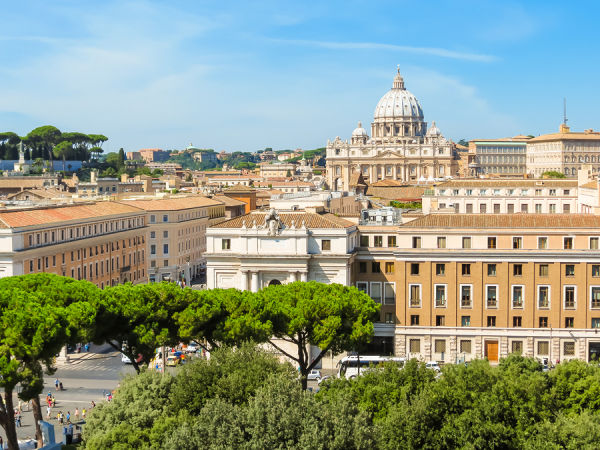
[337,355,406,379]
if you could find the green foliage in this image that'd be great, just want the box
[542,170,566,178]
[389,200,422,209]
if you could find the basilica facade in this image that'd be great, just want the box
[326,69,459,191]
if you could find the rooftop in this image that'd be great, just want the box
[211,211,355,229]
[119,196,223,211]
[434,179,577,188]
[402,214,600,229]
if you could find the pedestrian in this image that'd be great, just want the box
[82,408,86,419]
[57,411,62,424]
[59,381,63,391]
[46,405,51,419]
[91,400,96,408]
[66,411,70,424]
[74,408,79,421]
[17,400,22,414]
[14,410,21,427]
[55,378,59,391]
[52,397,56,408]
[84,343,90,352]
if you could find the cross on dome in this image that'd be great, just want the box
[393,66,405,89]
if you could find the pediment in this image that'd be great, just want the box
[379,150,404,158]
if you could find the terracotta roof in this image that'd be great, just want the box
[403,214,600,229]
[211,211,355,229]
[0,202,143,228]
[370,179,406,187]
[349,172,366,187]
[223,184,256,193]
[528,131,600,143]
[254,181,312,188]
[6,188,71,200]
[0,177,60,189]
[213,195,246,207]
[119,196,223,211]
[434,179,577,188]
[580,181,598,190]
[366,186,425,201]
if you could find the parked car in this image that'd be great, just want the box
[185,342,199,354]
[307,369,322,381]
[166,355,180,367]
[121,353,132,364]
[317,375,331,385]
[425,361,441,372]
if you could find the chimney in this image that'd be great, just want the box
[90,170,98,183]
[121,173,129,183]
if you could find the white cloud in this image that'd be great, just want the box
[268,38,497,62]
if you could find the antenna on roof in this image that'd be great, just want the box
[563,97,568,125]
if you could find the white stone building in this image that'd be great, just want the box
[205,209,358,291]
[326,68,458,191]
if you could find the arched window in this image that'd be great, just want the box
[268,279,282,286]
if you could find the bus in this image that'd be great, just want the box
[337,355,406,379]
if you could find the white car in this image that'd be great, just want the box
[307,369,322,381]
[425,361,441,372]
[185,342,199,354]
[121,353,132,364]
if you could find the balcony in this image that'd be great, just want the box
[120,265,131,273]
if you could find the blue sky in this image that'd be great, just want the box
[0,0,599,153]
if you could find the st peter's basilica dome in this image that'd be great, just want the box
[373,68,423,120]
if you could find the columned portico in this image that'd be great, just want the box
[250,271,259,292]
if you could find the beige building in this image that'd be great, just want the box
[422,179,578,214]
[1,202,148,287]
[357,214,600,363]
[468,136,530,177]
[326,68,458,191]
[258,162,297,178]
[527,124,600,177]
[120,196,225,283]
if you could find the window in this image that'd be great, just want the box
[164,260,169,267]
[537,341,549,355]
[356,282,368,293]
[412,237,421,248]
[150,245,156,255]
[539,317,548,328]
[360,235,369,246]
[513,316,522,327]
[409,285,421,307]
[462,264,471,276]
[150,231,156,239]
[162,215,168,222]
[321,240,331,251]
[479,204,487,214]
[513,237,522,249]
[592,318,600,328]
[564,237,573,249]
[461,316,471,327]
[512,341,523,353]
[512,285,524,308]
[387,236,396,247]
[437,237,446,249]
[385,262,395,274]
[466,204,473,213]
[487,237,497,249]
[372,262,381,273]
[538,237,548,249]
[564,286,576,309]
[535,204,542,213]
[562,341,575,357]
[409,338,420,352]
[486,285,497,308]
[513,264,522,276]
[591,238,599,250]
[370,283,382,303]
[434,339,446,353]
[538,286,550,308]
[163,231,168,238]
[384,283,395,304]
[163,244,169,254]
[461,285,472,308]
[410,315,420,326]
[507,204,515,213]
[373,236,382,247]
[521,204,529,213]
[435,316,445,327]
[462,237,472,249]
[384,313,394,324]
[563,204,571,213]
[150,215,156,223]
[487,264,497,276]
[222,239,231,250]
[593,265,600,277]
[539,264,549,277]
[410,263,419,275]
[592,287,600,308]
[460,340,471,353]
[487,316,496,327]
[436,263,446,276]
[359,262,367,273]
[435,285,446,307]
[565,317,574,328]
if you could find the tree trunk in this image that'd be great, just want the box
[3,389,19,450]
[31,395,43,448]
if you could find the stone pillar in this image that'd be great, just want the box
[395,334,406,357]
[392,165,397,180]
[449,336,457,364]
[241,270,249,291]
[250,271,259,292]
[300,271,308,282]
[56,345,70,362]
[423,335,432,361]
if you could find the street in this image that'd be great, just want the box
[2,343,135,444]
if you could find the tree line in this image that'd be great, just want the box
[0,126,107,170]
[0,275,378,449]
[83,345,600,449]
